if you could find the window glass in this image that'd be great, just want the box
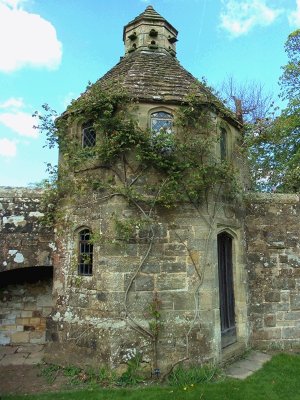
[150,111,173,134]
[78,229,93,276]
[82,122,96,148]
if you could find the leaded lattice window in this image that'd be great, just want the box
[82,122,96,148]
[150,111,173,134]
[78,229,93,276]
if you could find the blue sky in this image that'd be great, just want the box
[0,0,298,187]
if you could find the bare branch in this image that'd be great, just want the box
[219,75,275,123]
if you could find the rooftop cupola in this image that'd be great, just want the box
[123,5,178,57]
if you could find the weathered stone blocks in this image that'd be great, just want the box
[246,193,300,349]
[0,188,54,273]
[156,273,187,291]
[0,280,53,345]
[45,189,248,369]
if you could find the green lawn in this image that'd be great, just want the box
[3,353,300,400]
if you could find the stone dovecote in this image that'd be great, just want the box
[45,6,248,370]
[2,5,299,374]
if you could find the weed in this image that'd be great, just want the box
[167,363,221,387]
[5,354,300,399]
[62,365,82,384]
[97,367,118,386]
[83,366,118,387]
[118,352,144,386]
[39,364,61,384]
[240,348,253,359]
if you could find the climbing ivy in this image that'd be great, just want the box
[36,83,239,215]
[36,82,241,376]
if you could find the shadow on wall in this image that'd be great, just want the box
[0,266,53,346]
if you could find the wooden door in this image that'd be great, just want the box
[218,232,236,348]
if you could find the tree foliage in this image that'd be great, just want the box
[236,30,300,192]
[264,29,300,192]
[280,29,300,102]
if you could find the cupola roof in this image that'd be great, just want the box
[123,5,178,57]
[124,5,177,37]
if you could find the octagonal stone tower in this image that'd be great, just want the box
[46,6,249,373]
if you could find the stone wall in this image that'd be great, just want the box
[246,193,300,350]
[46,192,248,370]
[0,278,53,345]
[0,188,54,272]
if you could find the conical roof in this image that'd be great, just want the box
[96,49,211,104]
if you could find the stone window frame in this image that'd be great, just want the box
[77,227,93,276]
[220,127,227,161]
[81,121,96,148]
[218,122,232,161]
[149,107,174,135]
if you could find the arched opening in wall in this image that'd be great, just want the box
[220,127,228,161]
[0,266,53,346]
[78,228,93,276]
[217,232,236,348]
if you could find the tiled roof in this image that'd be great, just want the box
[96,50,213,104]
[91,49,240,127]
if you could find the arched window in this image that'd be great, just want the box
[78,229,93,276]
[150,111,173,134]
[220,128,227,161]
[82,122,96,148]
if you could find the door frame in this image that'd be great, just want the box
[217,231,237,348]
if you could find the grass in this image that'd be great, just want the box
[167,363,221,386]
[3,353,300,400]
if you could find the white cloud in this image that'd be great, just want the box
[220,0,282,37]
[0,0,62,72]
[0,138,17,157]
[0,97,24,109]
[0,111,39,138]
[0,97,40,138]
[289,0,300,26]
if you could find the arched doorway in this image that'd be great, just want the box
[217,232,236,348]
